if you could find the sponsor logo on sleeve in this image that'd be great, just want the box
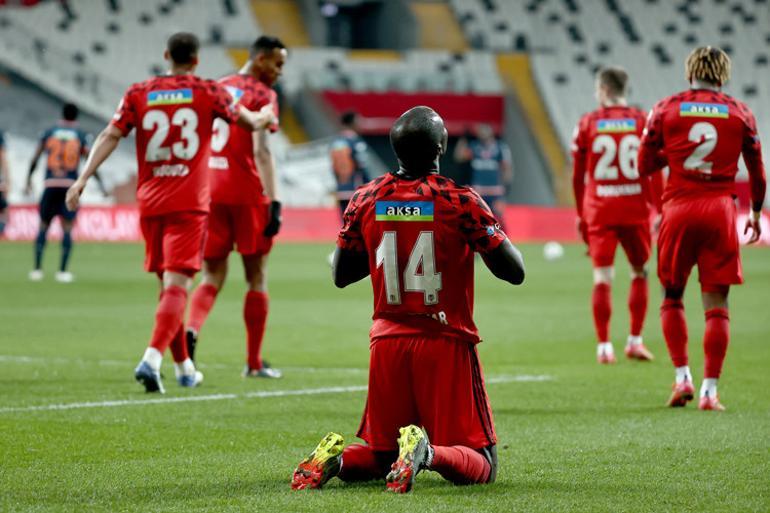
[679,102,729,118]
[147,88,193,106]
[596,118,637,133]
[375,201,434,222]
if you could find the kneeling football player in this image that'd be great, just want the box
[291,106,525,493]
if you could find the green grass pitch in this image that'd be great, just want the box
[1,241,768,512]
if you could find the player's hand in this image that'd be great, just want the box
[254,105,276,130]
[65,180,85,211]
[652,214,662,234]
[744,210,762,244]
[576,217,589,245]
[263,200,282,237]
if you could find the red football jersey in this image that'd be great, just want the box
[337,173,507,343]
[571,105,660,226]
[209,73,280,205]
[639,89,766,206]
[111,74,238,216]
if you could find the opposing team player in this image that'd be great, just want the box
[291,107,525,493]
[185,36,287,378]
[0,130,9,238]
[638,46,766,411]
[26,104,107,282]
[65,32,276,393]
[330,110,371,217]
[571,67,662,364]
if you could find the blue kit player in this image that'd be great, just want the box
[330,111,371,217]
[456,123,512,228]
[25,103,107,282]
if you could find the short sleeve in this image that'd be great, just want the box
[209,81,239,124]
[460,189,507,254]
[110,88,137,136]
[337,192,366,252]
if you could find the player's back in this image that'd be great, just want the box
[113,74,235,216]
[341,173,505,342]
[646,89,757,203]
[209,73,277,205]
[331,130,370,187]
[41,122,88,187]
[574,105,650,225]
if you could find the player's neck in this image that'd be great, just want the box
[601,97,626,107]
[395,163,438,179]
[690,79,721,92]
[167,65,195,76]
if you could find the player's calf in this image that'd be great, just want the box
[291,432,344,490]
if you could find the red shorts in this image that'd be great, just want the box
[204,202,274,260]
[140,211,207,276]
[657,196,742,290]
[587,222,651,268]
[357,335,496,451]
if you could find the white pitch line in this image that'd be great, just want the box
[0,355,366,373]
[0,375,552,415]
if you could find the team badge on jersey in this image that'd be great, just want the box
[224,86,244,105]
[597,118,636,133]
[375,201,434,222]
[147,88,193,106]
[680,102,728,118]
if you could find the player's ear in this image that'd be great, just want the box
[439,128,448,155]
[191,55,199,68]
[163,49,170,62]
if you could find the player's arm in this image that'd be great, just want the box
[570,121,589,243]
[235,104,276,132]
[25,141,45,195]
[637,106,668,176]
[332,247,370,288]
[741,110,767,244]
[481,238,525,285]
[0,142,8,193]
[65,125,122,211]
[330,140,354,182]
[253,127,282,236]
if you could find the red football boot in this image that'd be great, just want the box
[666,380,695,407]
[698,395,726,411]
[291,432,344,490]
[386,425,430,493]
[597,352,617,364]
[625,343,654,361]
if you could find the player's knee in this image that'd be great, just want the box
[593,266,614,284]
[664,287,684,301]
[630,266,647,279]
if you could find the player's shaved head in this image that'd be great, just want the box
[166,32,199,65]
[390,106,448,176]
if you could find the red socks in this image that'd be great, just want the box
[704,308,729,378]
[628,277,648,337]
[592,283,612,342]
[149,286,188,354]
[431,446,491,485]
[338,444,394,482]
[661,298,688,367]
[168,323,188,363]
[244,291,269,370]
[187,283,218,333]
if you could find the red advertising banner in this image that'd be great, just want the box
[322,91,505,136]
[4,205,769,246]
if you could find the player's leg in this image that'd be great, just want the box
[30,189,55,280]
[186,257,228,361]
[657,204,697,406]
[619,224,653,360]
[135,213,206,392]
[388,337,495,493]
[696,198,741,411]
[292,337,413,490]
[698,286,729,411]
[588,225,617,363]
[0,192,8,237]
[185,203,233,361]
[56,215,75,283]
[237,203,279,378]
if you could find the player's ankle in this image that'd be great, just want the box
[626,335,642,347]
[700,378,718,398]
[675,365,692,384]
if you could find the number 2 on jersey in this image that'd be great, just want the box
[376,231,442,306]
[683,122,717,173]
